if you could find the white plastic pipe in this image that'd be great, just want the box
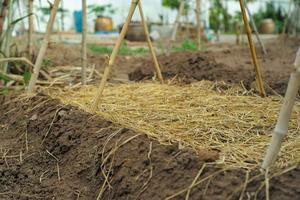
[262,47,300,169]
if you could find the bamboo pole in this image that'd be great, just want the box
[0,0,9,36]
[171,0,185,41]
[27,0,61,93]
[262,47,300,169]
[81,0,87,85]
[2,0,13,73]
[138,1,163,83]
[195,0,201,50]
[244,0,267,55]
[239,0,266,97]
[28,0,34,59]
[281,0,292,36]
[91,0,140,110]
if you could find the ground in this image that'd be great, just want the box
[1,94,300,200]
[1,36,300,199]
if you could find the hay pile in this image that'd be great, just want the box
[46,81,300,169]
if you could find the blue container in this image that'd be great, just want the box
[73,11,82,33]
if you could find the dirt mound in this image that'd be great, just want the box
[129,52,254,86]
[0,94,300,199]
[129,37,300,95]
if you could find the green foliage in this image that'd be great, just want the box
[253,2,285,33]
[0,88,9,96]
[173,39,198,52]
[87,4,116,17]
[162,0,181,10]
[88,42,149,56]
[42,59,54,67]
[23,71,31,86]
[0,73,11,83]
[209,0,233,33]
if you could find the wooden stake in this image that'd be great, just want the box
[138,1,163,83]
[281,0,292,36]
[0,0,9,36]
[171,0,185,41]
[81,0,87,85]
[91,0,140,110]
[28,0,34,59]
[244,0,267,55]
[239,0,266,97]
[27,0,61,93]
[195,0,201,50]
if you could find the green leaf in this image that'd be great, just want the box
[23,72,31,85]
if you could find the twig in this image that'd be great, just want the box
[239,170,249,200]
[135,142,153,199]
[41,107,64,145]
[185,163,206,200]
[57,162,61,182]
[265,168,270,200]
[46,149,59,162]
[39,170,49,183]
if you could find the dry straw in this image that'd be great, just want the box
[46,81,300,170]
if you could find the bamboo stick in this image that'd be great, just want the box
[81,0,87,85]
[27,0,61,93]
[138,1,163,83]
[2,0,13,73]
[262,47,300,169]
[91,0,140,110]
[171,0,185,41]
[195,0,201,50]
[0,0,9,36]
[239,0,266,97]
[244,0,267,55]
[28,0,34,59]
[281,0,292,36]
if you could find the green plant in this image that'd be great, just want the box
[87,4,116,17]
[162,0,181,10]
[253,2,285,33]
[88,42,149,56]
[173,39,198,52]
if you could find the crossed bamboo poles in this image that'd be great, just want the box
[91,0,163,110]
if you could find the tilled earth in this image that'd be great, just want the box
[44,37,300,95]
[0,94,300,200]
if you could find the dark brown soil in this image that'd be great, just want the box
[1,94,300,199]
[129,37,300,95]
[44,37,299,95]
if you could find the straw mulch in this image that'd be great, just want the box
[46,81,300,170]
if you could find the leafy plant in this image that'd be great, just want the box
[162,0,181,10]
[253,2,285,33]
[87,4,116,17]
[173,39,198,52]
[88,42,149,55]
[23,71,31,85]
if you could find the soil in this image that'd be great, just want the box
[1,94,300,200]
[44,37,300,95]
[128,37,300,95]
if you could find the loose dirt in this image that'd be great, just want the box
[44,37,299,95]
[129,37,300,95]
[0,94,300,200]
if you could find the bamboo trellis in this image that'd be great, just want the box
[92,0,164,110]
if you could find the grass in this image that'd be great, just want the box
[88,42,149,55]
[172,39,198,52]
